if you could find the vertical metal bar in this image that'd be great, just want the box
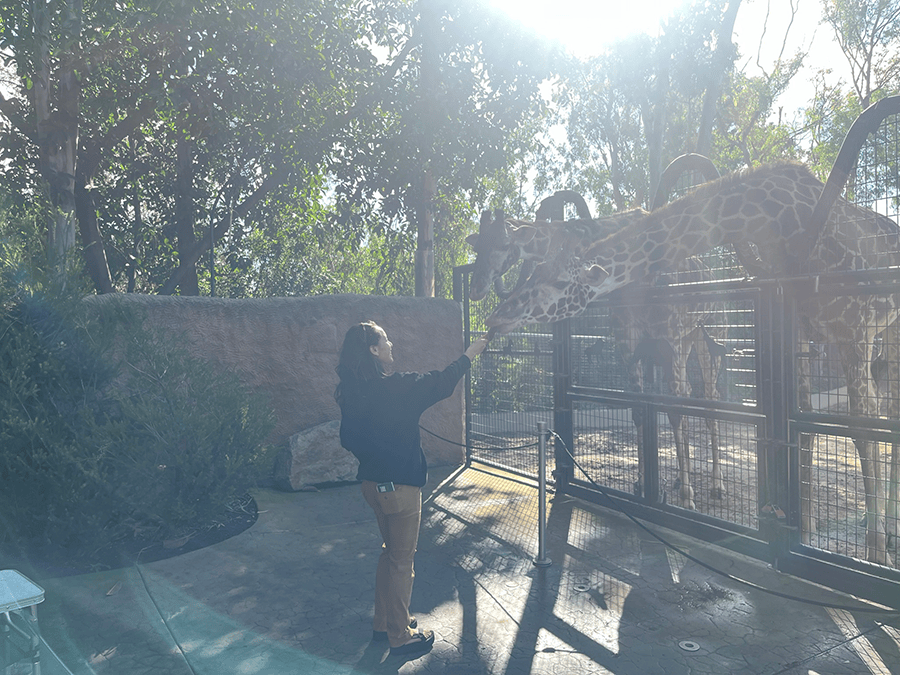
[534,421,552,567]
[30,605,40,675]
[455,264,473,465]
[544,195,573,488]
[2,612,9,675]
[757,283,798,567]
[552,318,574,487]
[782,290,801,531]
[643,401,660,505]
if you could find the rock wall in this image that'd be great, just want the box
[85,294,467,467]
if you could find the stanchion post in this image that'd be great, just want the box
[534,421,552,567]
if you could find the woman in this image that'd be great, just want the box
[335,320,489,657]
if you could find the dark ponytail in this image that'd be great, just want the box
[335,321,384,404]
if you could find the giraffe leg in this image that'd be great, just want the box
[841,341,892,566]
[667,410,696,509]
[695,328,725,500]
[615,318,645,498]
[668,342,695,510]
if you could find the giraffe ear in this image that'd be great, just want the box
[465,233,479,247]
[577,263,610,287]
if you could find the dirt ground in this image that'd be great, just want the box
[470,417,899,567]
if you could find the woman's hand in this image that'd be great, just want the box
[464,335,491,361]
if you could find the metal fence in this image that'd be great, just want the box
[455,264,555,478]
[455,97,900,605]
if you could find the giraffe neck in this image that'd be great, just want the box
[519,212,648,269]
[584,162,822,293]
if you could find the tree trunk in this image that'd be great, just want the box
[415,168,435,297]
[158,165,287,295]
[74,184,114,293]
[696,0,741,156]
[128,150,143,293]
[414,0,439,298]
[175,132,199,295]
[644,91,668,207]
[33,0,81,273]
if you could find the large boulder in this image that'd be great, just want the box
[274,420,358,491]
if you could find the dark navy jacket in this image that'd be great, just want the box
[338,355,471,487]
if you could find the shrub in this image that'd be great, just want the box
[0,272,275,566]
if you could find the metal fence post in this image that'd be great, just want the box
[534,421,552,567]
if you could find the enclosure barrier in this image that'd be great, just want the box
[533,422,551,568]
[456,98,900,605]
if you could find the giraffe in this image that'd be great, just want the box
[465,200,645,302]
[466,203,728,508]
[484,161,900,566]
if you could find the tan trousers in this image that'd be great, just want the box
[361,481,422,648]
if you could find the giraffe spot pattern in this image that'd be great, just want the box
[722,195,743,217]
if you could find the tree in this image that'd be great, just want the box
[802,76,865,179]
[553,0,744,210]
[821,0,900,108]
[0,0,563,299]
[713,60,804,170]
[0,0,83,279]
[696,1,742,155]
[327,0,564,296]
[0,1,388,293]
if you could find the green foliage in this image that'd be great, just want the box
[802,79,864,180]
[0,0,565,297]
[712,63,804,170]
[548,0,749,211]
[87,308,277,538]
[821,0,900,107]
[0,215,275,564]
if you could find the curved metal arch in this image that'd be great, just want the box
[650,153,721,210]
[796,95,900,260]
[535,189,593,221]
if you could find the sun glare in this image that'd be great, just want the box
[486,0,682,59]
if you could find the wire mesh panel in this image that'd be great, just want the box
[787,109,900,571]
[564,286,762,533]
[799,431,899,565]
[792,285,900,569]
[569,400,640,497]
[570,291,758,405]
[461,264,554,478]
[797,292,899,417]
[568,394,762,532]
[656,414,760,530]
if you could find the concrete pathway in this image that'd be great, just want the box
[14,465,900,674]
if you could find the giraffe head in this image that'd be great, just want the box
[465,210,544,301]
[466,207,649,302]
[485,253,611,333]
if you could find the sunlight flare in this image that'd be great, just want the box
[486,0,681,58]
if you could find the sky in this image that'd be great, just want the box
[486,0,851,119]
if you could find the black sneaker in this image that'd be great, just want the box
[389,630,435,657]
[372,617,417,642]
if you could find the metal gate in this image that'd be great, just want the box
[455,98,900,605]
